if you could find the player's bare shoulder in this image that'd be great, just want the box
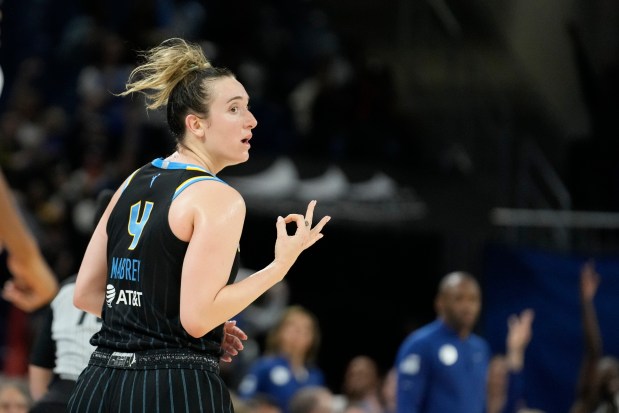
[170,178,245,241]
[175,178,245,219]
[199,178,245,210]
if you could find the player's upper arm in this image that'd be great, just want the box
[171,179,246,337]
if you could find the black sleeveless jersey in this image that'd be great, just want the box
[90,158,239,356]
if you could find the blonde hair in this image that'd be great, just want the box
[119,38,234,139]
[120,38,210,109]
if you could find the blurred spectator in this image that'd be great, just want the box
[394,271,489,413]
[334,355,384,413]
[395,271,537,413]
[246,393,283,413]
[238,305,325,413]
[486,309,535,413]
[289,385,335,413]
[380,368,396,413]
[0,377,31,413]
[569,261,619,413]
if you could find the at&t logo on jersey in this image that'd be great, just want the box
[105,284,143,308]
[106,284,116,308]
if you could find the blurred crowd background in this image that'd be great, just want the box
[0,1,618,412]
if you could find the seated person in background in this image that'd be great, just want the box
[0,377,31,413]
[245,393,283,413]
[289,386,335,413]
[335,355,384,413]
[238,305,325,413]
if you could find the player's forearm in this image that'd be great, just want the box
[74,267,106,317]
[73,288,105,318]
[181,259,291,338]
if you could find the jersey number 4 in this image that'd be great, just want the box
[128,201,154,250]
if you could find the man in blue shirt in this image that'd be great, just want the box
[395,272,490,413]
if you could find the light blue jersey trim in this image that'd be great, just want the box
[151,157,219,175]
[150,158,228,200]
[173,176,226,200]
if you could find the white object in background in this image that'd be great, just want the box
[296,165,349,202]
[227,157,299,199]
[348,172,398,201]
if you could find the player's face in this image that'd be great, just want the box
[202,76,257,168]
[440,278,481,333]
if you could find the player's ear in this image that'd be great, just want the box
[185,113,206,138]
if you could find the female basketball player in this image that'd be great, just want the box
[68,38,330,412]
